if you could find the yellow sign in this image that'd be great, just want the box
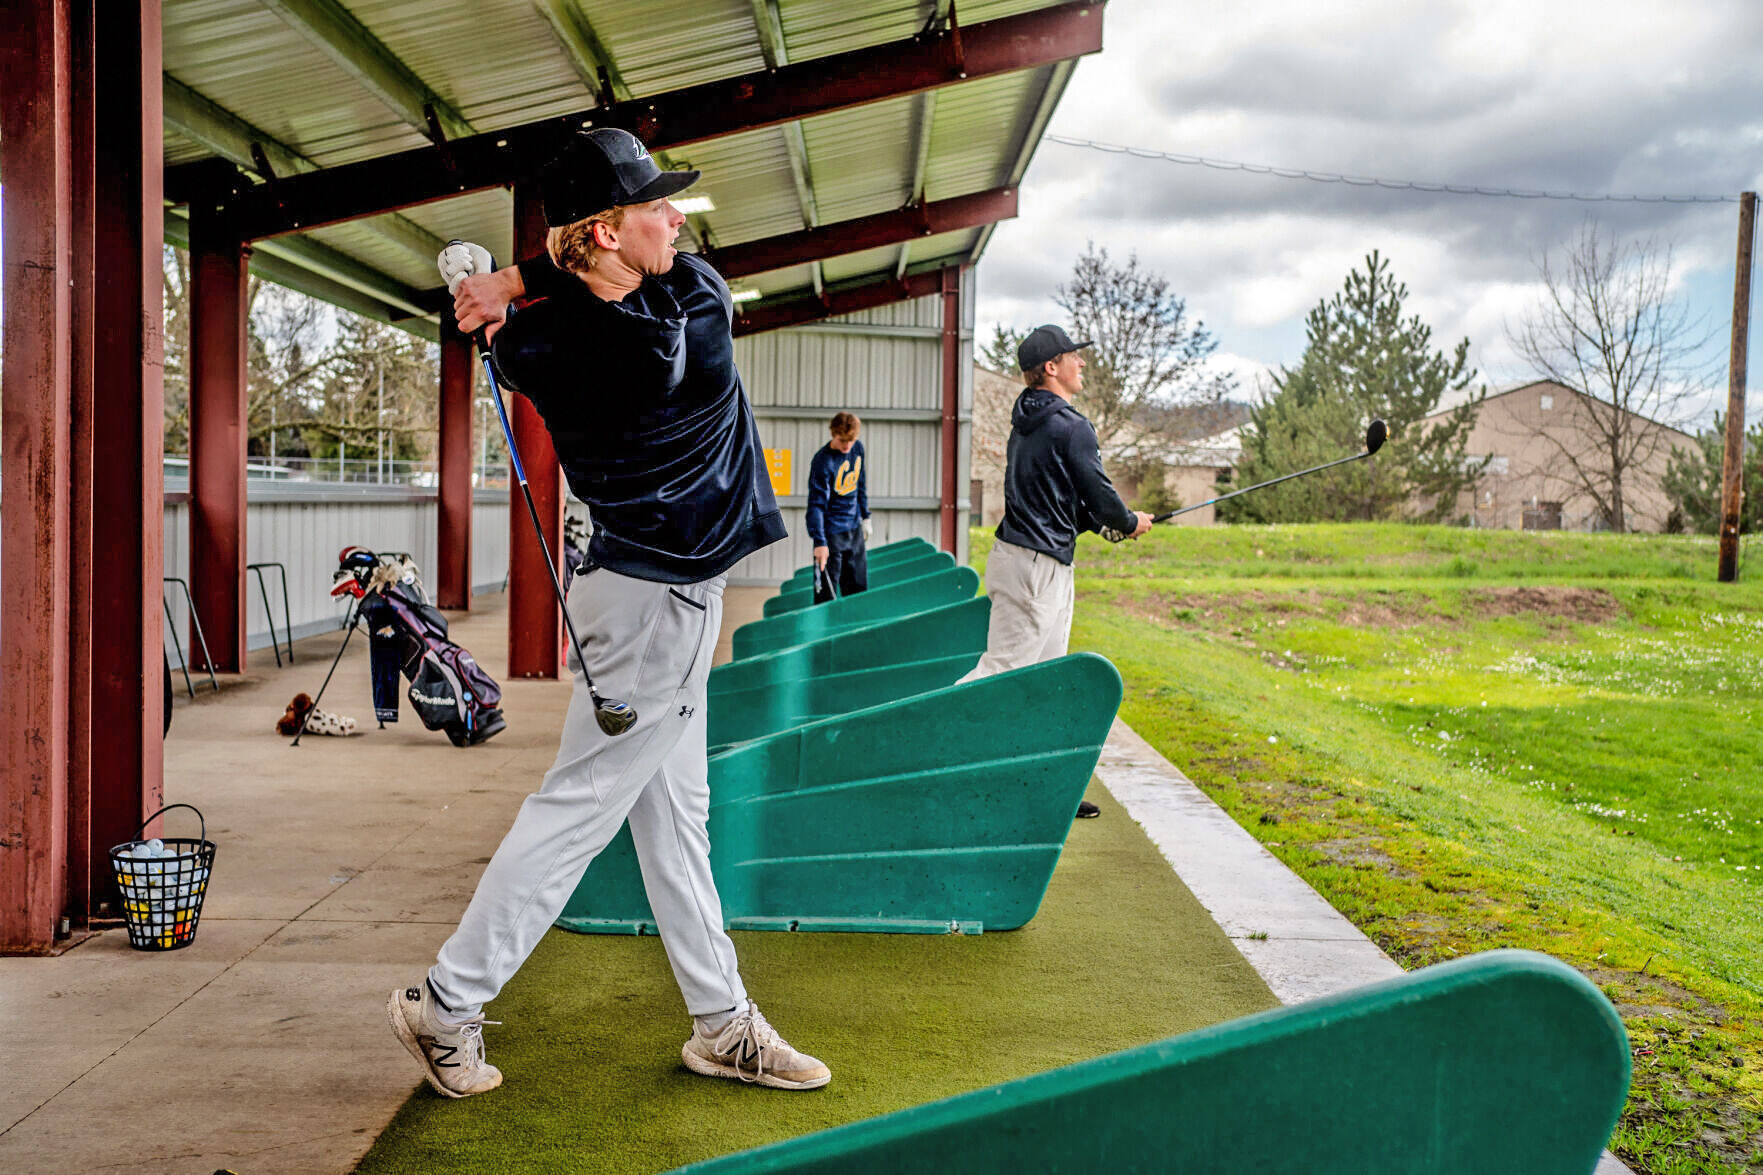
[764,448,792,497]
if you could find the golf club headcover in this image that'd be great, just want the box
[330,571,366,598]
[438,240,494,295]
[275,692,314,736]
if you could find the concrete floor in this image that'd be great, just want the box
[0,587,769,1175]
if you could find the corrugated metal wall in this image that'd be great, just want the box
[153,283,974,660]
[729,283,974,585]
[161,489,511,669]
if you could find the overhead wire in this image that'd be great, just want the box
[1043,134,1742,204]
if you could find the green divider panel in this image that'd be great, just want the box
[710,598,990,698]
[778,537,937,589]
[763,551,956,617]
[710,652,981,751]
[731,566,979,661]
[678,950,1629,1175]
[557,653,1122,936]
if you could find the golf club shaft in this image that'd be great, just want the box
[478,354,602,701]
[1153,449,1374,524]
[291,597,359,746]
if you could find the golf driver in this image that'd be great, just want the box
[1153,418,1388,524]
[440,241,637,736]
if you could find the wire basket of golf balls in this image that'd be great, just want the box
[108,803,216,951]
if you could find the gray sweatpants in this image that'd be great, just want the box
[428,566,747,1018]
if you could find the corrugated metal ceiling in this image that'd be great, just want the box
[162,0,1091,330]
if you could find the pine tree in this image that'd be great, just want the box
[1662,415,1763,535]
[1226,251,1484,523]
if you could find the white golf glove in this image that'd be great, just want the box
[862,516,873,541]
[438,240,494,294]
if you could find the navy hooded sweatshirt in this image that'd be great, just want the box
[994,388,1137,565]
[488,251,787,584]
[804,439,868,544]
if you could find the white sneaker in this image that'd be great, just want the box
[681,1001,831,1090]
[387,983,503,1098]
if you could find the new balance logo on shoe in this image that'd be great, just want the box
[388,984,504,1098]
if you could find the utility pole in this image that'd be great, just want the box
[1718,191,1756,583]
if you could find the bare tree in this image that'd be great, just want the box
[1053,244,1235,450]
[1507,221,1714,532]
[246,277,337,459]
[162,247,193,453]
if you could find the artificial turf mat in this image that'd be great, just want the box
[356,780,1277,1173]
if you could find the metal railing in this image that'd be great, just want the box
[161,454,512,490]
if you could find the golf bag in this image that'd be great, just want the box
[332,548,506,747]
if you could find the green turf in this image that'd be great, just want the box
[989,522,1763,1174]
[357,780,1277,1174]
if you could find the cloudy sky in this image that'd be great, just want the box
[974,0,1763,429]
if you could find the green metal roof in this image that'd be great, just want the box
[161,0,1089,335]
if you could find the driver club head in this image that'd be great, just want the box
[594,698,638,736]
[1365,419,1388,455]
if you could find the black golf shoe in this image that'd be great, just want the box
[1075,800,1101,819]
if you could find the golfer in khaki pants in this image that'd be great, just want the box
[961,325,1151,816]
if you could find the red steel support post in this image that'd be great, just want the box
[1,0,75,953]
[508,183,564,677]
[64,0,98,927]
[87,0,165,867]
[188,202,251,672]
[940,267,963,552]
[437,321,475,610]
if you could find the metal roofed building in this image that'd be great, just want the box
[1,0,1106,950]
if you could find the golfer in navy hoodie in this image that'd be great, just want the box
[804,412,871,604]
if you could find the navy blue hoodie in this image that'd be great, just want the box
[489,251,786,584]
[994,388,1136,565]
[804,439,867,544]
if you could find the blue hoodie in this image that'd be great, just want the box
[804,439,867,544]
[489,251,787,584]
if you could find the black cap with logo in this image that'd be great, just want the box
[1016,324,1093,373]
[540,128,700,227]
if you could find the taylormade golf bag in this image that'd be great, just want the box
[332,548,506,747]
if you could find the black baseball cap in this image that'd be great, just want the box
[540,128,700,227]
[1017,324,1092,372]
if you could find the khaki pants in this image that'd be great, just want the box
[959,539,1076,682]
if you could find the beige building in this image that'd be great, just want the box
[1424,380,1698,532]
[1106,428,1243,526]
[970,364,1019,527]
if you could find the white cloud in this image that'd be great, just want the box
[975,0,1762,427]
